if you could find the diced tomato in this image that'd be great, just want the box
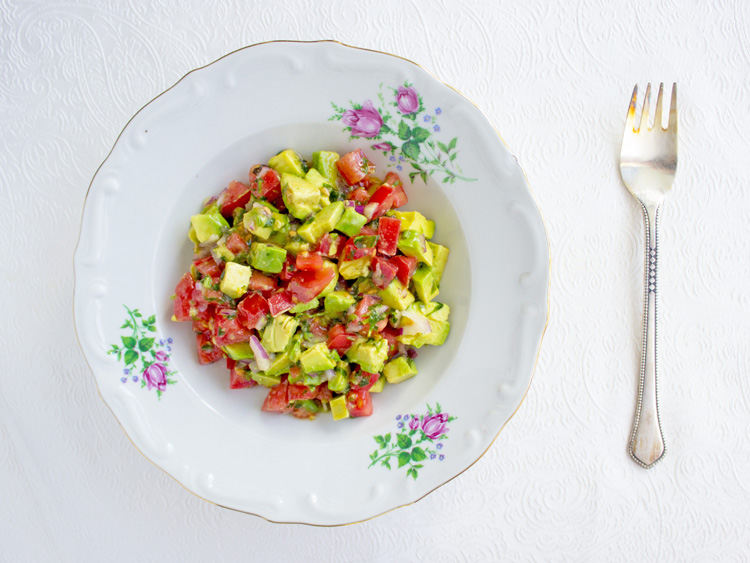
[381,325,402,358]
[229,360,257,389]
[347,188,370,203]
[371,255,398,290]
[249,165,283,207]
[350,370,380,392]
[237,292,269,330]
[337,149,375,185]
[364,185,395,220]
[360,225,378,236]
[390,255,418,286]
[192,317,211,334]
[192,255,223,280]
[296,251,324,271]
[327,324,356,354]
[261,378,291,413]
[317,232,345,258]
[279,255,296,282]
[377,216,401,256]
[226,232,248,254]
[340,236,378,261]
[350,294,388,334]
[288,268,335,303]
[315,383,333,403]
[268,290,295,316]
[212,307,252,346]
[288,383,318,402]
[346,389,373,417]
[219,180,253,219]
[246,270,278,297]
[308,316,328,338]
[196,331,223,364]
[173,273,195,321]
[382,172,408,208]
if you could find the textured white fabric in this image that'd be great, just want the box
[2,1,749,561]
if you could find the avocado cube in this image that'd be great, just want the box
[397,230,433,265]
[305,168,332,207]
[261,314,299,353]
[346,337,389,374]
[288,369,321,386]
[324,291,356,314]
[335,207,367,237]
[383,356,418,384]
[219,262,251,299]
[369,376,386,393]
[392,211,433,239]
[190,211,227,243]
[428,243,449,281]
[300,342,337,373]
[268,149,306,177]
[213,241,235,263]
[251,372,282,387]
[330,395,350,421]
[318,261,339,298]
[286,334,302,363]
[412,301,450,322]
[297,202,345,244]
[221,342,254,360]
[327,369,350,393]
[339,256,371,280]
[289,297,319,314]
[250,242,287,274]
[188,225,200,245]
[378,278,415,311]
[284,238,311,256]
[281,173,321,219]
[398,319,450,348]
[243,203,275,239]
[312,150,340,186]
[412,265,439,303]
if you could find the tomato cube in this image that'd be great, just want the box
[173,273,195,321]
[212,308,252,346]
[337,149,375,185]
[288,268,335,303]
[371,256,398,290]
[246,270,278,297]
[261,378,291,413]
[196,331,223,364]
[249,165,283,207]
[327,324,356,355]
[220,180,253,219]
[364,185,395,220]
[296,251,324,271]
[192,255,223,280]
[346,389,373,417]
[350,370,380,392]
[317,232,345,258]
[237,292,270,330]
[268,290,295,316]
[229,360,257,389]
[226,232,248,254]
[347,188,370,203]
[390,255,418,286]
[377,216,401,256]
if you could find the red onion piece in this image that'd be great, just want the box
[249,335,272,371]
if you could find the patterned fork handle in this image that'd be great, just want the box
[629,203,666,468]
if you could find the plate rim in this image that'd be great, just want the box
[72,38,551,526]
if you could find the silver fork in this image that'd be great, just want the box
[619,83,678,468]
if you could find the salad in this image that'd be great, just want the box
[172,148,450,420]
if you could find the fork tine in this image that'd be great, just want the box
[625,84,638,132]
[654,83,664,130]
[639,83,651,131]
[668,83,678,130]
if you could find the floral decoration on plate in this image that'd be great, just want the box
[369,403,456,480]
[330,81,476,184]
[107,305,177,398]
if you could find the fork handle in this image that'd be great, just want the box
[629,203,666,468]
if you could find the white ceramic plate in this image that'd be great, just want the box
[74,41,549,526]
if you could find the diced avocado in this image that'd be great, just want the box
[383,356,418,384]
[370,376,386,393]
[219,262,251,299]
[428,242,449,281]
[300,342,337,373]
[281,173,321,219]
[312,150,340,186]
[346,337,389,374]
[272,210,289,232]
[412,265,439,303]
[297,202,345,244]
[250,242,287,274]
[251,372,282,387]
[288,369,321,386]
[188,225,200,245]
[378,278,415,311]
[304,167,327,189]
[355,278,378,295]
[284,237,311,255]
[243,203,275,239]
[290,298,319,314]
[325,291,356,314]
[335,207,367,237]
[261,314,299,353]
[339,256,371,280]
[330,395,349,420]
[213,240,235,263]
[190,211,228,243]
[412,301,451,322]
[318,261,339,298]
[398,319,450,348]
[221,342,254,360]
[286,334,302,363]
[391,211,433,239]
[397,230,433,265]
[268,149,307,177]
[327,368,350,393]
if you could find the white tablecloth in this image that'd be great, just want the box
[3,1,749,561]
